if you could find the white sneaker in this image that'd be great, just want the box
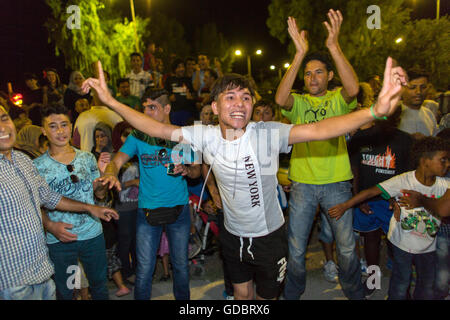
[360,259,368,276]
[323,260,338,283]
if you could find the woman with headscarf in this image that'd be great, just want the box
[14,125,44,159]
[92,121,131,297]
[42,68,67,105]
[111,121,139,281]
[64,71,91,122]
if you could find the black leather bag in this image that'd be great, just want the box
[143,205,183,226]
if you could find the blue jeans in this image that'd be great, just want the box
[0,278,56,300]
[284,181,364,300]
[48,234,109,300]
[319,211,334,244]
[134,205,190,300]
[434,224,449,299]
[388,242,436,300]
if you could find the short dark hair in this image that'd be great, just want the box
[141,88,170,107]
[24,73,38,81]
[210,73,256,102]
[40,102,70,125]
[407,68,429,82]
[171,58,185,73]
[116,78,130,87]
[411,136,450,168]
[303,52,333,72]
[185,56,196,64]
[130,52,142,59]
[253,99,275,116]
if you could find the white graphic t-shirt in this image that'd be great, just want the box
[378,171,449,253]
[182,121,293,237]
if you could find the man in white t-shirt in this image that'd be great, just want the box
[398,69,438,138]
[126,53,153,99]
[72,93,123,152]
[82,57,407,300]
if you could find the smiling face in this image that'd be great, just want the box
[211,86,253,137]
[0,107,16,159]
[47,71,57,85]
[304,60,333,97]
[198,55,209,70]
[41,114,72,148]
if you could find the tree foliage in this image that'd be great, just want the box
[143,11,191,61]
[193,23,235,73]
[267,0,449,89]
[45,0,149,82]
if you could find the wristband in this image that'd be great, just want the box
[370,104,387,120]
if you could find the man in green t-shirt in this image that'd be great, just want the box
[116,78,141,111]
[275,9,364,300]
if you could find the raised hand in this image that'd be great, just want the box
[324,9,343,50]
[81,61,113,106]
[287,16,308,56]
[373,57,408,117]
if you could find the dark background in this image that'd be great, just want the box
[0,0,447,94]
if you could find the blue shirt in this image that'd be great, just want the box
[120,133,192,209]
[0,150,61,290]
[34,148,102,244]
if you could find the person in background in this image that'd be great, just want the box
[111,121,138,283]
[14,124,44,159]
[42,68,66,105]
[116,78,141,111]
[64,71,91,121]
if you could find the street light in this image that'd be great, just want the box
[284,63,290,68]
[270,65,276,70]
[234,49,262,78]
[395,37,403,44]
[129,0,140,52]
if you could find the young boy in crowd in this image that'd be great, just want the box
[34,103,112,300]
[329,136,449,299]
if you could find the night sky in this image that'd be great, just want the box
[0,0,447,93]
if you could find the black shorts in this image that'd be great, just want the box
[219,225,288,299]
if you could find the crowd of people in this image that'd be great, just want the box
[0,8,449,301]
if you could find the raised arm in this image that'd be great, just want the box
[275,16,308,110]
[289,57,406,145]
[324,9,359,103]
[82,61,183,142]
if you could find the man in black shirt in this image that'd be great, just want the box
[164,59,196,126]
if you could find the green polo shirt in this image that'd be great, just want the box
[281,88,357,184]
